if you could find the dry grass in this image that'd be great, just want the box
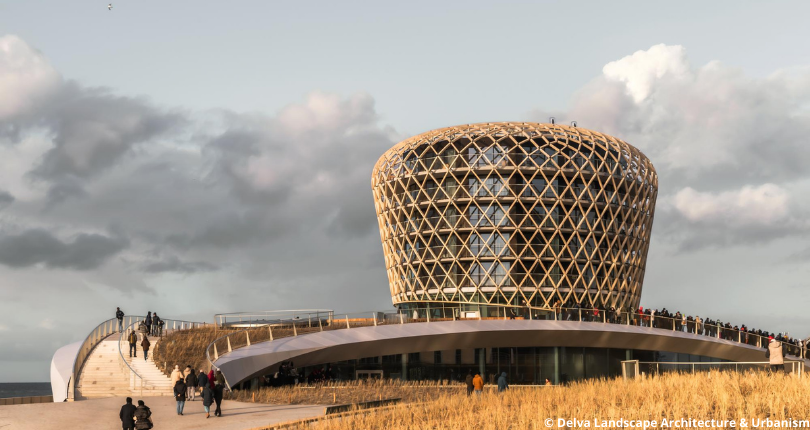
[257,372,810,430]
[229,379,453,405]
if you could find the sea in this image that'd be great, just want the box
[0,383,51,399]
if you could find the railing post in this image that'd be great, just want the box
[400,314,404,325]
[427,310,430,323]
[227,337,232,353]
[373,313,377,326]
[319,318,323,331]
[578,309,581,321]
[293,324,298,336]
[214,344,219,361]
[345,315,350,329]
[268,326,274,341]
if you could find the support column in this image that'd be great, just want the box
[401,353,408,381]
[478,348,485,377]
[553,347,560,385]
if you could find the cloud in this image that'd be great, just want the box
[141,256,218,274]
[0,189,13,209]
[672,184,790,226]
[0,35,61,122]
[37,318,55,330]
[602,44,690,103]
[0,229,129,270]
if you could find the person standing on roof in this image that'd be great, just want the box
[116,307,125,333]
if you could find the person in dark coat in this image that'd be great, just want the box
[497,372,509,392]
[465,371,474,396]
[198,370,209,397]
[213,382,227,417]
[202,384,214,418]
[185,367,197,401]
[141,336,150,362]
[134,400,152,430]
[119,397,136,430]
[174,379,187,415]
[116,307,125,333]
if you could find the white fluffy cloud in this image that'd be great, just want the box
[602,44,690,103]
[0,35,61,120]
[673,184,790,226]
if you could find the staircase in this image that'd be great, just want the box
[125,335,173,396]
[75,335,132,399]
[75,334,173,399]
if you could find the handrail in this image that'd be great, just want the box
[117,316,208,396]
[206,304,809,388]
[68,317,118,401]
[214,310,333,327]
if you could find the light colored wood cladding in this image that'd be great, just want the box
[371,122,658,311]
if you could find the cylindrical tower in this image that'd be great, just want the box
[371,122,657,314]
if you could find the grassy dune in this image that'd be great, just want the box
[264,372,808,429]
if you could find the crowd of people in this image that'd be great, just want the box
[260,362,335,387]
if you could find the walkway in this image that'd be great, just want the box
[0,396,325,430]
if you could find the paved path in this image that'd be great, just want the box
[0,396,325,430]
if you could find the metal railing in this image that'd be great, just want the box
[67,317,118,401]
[622,360,804,379]
[206,305,808,388]
[116,316,207,396]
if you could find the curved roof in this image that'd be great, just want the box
[372,122,657,187]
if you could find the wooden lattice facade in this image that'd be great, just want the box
[371,122,658,311]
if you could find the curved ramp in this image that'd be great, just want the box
[215,320,808,386]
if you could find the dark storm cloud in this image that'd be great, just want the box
[0,190,13,209]
[0,229,129,270]
[141,256,218,274]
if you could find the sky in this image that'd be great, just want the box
[1,1,809,382]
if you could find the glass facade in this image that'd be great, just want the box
[292,347,725,385]
[372,122,658,311]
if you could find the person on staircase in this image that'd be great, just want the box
[119,397,136,430]
[174,378,187,415]
[151,313,159,337]
[141,336,151,362]
[144,312,152,336]
[116,307,125,333]
[184,365,197,401]
[128,330,138,358]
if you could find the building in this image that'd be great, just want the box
[371,122,658,316]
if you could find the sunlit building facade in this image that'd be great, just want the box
[371,122,658,315]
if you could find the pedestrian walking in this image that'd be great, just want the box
[184,365,197,401]
[497,372,509,392]
[144,312,152,336]
[116,307,125,333]
[215,369,226,387]
[766,337,788,373]
[198,370,209,397]
[465,371,474,396]
[128,330,138,358]
[213,381,227,417]
[207,368,216,390]
[472,372,484,397]
[174,379,187,415]
[202,384,214,418]
[133,400,152,430]
[171,365,183,385]
[119,397,136,430]
[141,336,150,362]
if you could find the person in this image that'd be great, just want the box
[465,371,474,396]
[198,370,209,397]
[766,336,788,373]
[134,400,152,430]
[151,313,159,337]
[144,312,152,336]
[545,378,552,386]
[185,365,197,401]
[157,317,165,337]
[174,378,187,415]
[116,307,125,333]
[215,369,226,386]
[213,381,227,417]
[170,364,183,385]
[141,336,151,362]
[119,397,136,430]
[472,372,484,397]
[128,330,138,358]
[497,372,508,392]
[208,368,216,390]
[202,383,214,418]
